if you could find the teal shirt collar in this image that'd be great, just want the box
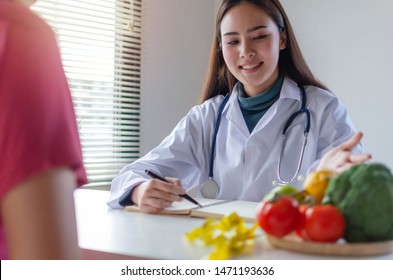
[237,75,284,111]
[237,75,284,133]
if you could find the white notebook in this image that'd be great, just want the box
[190,200,258,223]
[125,198,258,223]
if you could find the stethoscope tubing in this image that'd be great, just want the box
[208,94,230,178]
[204,84,310,197]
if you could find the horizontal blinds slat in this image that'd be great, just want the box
[72,92,140,101]
[32,0,141,189]
[34,0,142,15]
[34,12,141,33]
[83,158,138,165]
[80,144,139,148]
[58,40,142,54]
[69,79,141,89]
[83,182,112,188]
[79,134,140,139]
[76,113,139,121]
[37,13,142,28]
[69,81,141,88]
[59,35,138,48]
[77,119,140,126]
[74,101,140,109]
[52,28,142,44]
[65,72,140,82]
[85,161,136,168]
[64,66,141,74]
[62,49,141,61]
[33,0,142,15]
[78,125,140,131]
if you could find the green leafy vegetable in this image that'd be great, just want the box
[324,163,393,242]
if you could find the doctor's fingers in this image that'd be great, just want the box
[145,179,184,200]
[331,153,371,175]
[340,132,363,151]
[348,153,372,164]
[149,177,186,196]
[318,149,353,174]
[143,187,183,205]
[334,162,354,175]
[138,198,173,214]
[139,186,181,211]
[334,150,371,166]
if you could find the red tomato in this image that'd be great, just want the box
[257,196,300,237]
[294,204,311,241]
[304,205,345,242]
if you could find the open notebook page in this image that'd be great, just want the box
[125,198,227,215]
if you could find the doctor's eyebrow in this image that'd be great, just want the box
[222,25,268,36]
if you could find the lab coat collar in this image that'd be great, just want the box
[223,76,302,136]
[279,77,302,101]
[225,76,301,113]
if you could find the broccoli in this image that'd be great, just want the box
[324,163,393,242]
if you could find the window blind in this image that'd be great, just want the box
[32,0,142,188]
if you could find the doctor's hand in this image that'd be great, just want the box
[316,132,372,175]
[131,177,186,213]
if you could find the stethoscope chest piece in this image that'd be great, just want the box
[201,177,220,199]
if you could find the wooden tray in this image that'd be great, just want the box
[266,235,393,257]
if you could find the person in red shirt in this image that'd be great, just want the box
[0,0,87,259]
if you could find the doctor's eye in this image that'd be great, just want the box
[253,34,268,41]
[226,40,239,46]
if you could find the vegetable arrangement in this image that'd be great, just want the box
[184,163,393,260]
[258,163,393,244]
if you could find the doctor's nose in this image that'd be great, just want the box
[239,42,255,58]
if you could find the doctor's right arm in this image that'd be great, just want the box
[108,153,195,211]
[107,103,210,209]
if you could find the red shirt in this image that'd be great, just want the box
[0,0,87,259]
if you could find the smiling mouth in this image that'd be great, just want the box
[240,62,263,70]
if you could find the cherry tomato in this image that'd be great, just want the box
[294,204,311,241]
[257,196,300,237]
[304,205,345,242]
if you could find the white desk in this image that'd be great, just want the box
[74,189,393,260]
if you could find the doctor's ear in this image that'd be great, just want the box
[217,40,222,51]
[279,28,287,50]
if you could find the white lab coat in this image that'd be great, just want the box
[107,77,364,208]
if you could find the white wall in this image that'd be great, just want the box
[141,0,393,169]
[280,0,393,168]
[140,0,216,154]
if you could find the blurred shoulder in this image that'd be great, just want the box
[0,1,55,39]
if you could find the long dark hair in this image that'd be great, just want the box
[199,0,328,103]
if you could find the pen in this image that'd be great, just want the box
[145,169,202,208]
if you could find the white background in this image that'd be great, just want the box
[141,0,393,169]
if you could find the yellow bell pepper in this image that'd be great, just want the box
[303,170,333,204]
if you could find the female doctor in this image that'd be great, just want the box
[108,0,371,212]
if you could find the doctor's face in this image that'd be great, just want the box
[220,2,286,97]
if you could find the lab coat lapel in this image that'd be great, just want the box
[251,77,301,135]
[225,86,250,137]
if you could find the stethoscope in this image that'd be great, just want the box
[200,84,310,199]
